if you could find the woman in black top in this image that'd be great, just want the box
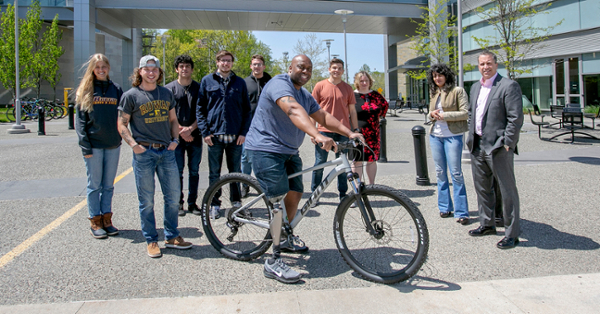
[76,53,123,239]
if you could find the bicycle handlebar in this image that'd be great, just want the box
[317,138,361,150]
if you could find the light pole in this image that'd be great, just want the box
[282,51,289,71]
[161,34,169,86]
[334,9,353,82]
[457,0,464,88]
[8,0,29,134]
[323,39,334,61]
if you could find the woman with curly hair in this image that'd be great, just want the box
[76,53,123,239]
[426,63,470,225]
[350,71,388,185]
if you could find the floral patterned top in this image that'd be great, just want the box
[353,90,389,162]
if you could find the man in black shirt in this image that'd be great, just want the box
[241,54,271,197]
[166,55,203,216]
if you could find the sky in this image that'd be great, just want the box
[252,31,385,80]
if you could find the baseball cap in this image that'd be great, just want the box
[139,55,160,68]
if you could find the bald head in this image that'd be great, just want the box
[288,54,313,89]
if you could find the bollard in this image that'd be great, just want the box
[378,117,388,163]
[37,105,45,135]
[68,104,75,130]
[411,125,430,186]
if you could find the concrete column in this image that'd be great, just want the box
[73,0,96,86]
[121,37,133,87]
[385,35,398,101]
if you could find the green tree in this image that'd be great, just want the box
[23,1,44,98]
[293,33,328,91]
[150,30,273,84]
[359,64,371,73]
[0,3,37,98]
[142,29,159,56]
[408,0,457,80]
[472,0,563,80]
[43,14,65,99]
[371,71,385,96]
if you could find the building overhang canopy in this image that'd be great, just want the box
[91,0,425,38]
[389,55,429,73]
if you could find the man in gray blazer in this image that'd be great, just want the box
[466,51,523,249]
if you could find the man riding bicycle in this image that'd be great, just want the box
[244,54,363,283]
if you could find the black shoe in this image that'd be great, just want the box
[495,218,503,227]
[178,204,186,217]
[497,237,519,249]
[188,204,202,216]
[468,226,497,236]
[241,184,250,198]
[440,211,453,218]
[280,236,309,253]
[457,217,470,225]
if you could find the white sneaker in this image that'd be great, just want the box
[210,206,220,219]
[232,201,242,208]
[264,258,301,284]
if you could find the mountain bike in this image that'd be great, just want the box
[200,140,429,284]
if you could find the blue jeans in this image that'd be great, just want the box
[241,143,252,176]
[430,135,469,218]
[133,147,180,243]
[174,140,203,206]
[207,137,243,206]
[311,132,348,198]
[84,147,121,218]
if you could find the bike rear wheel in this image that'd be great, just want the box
[5,107,15,122]
[201,173,273,261]
[333,185,429,284]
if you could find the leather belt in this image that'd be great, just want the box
[138,142,166,149]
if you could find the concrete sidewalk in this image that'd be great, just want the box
[2,272,598,314]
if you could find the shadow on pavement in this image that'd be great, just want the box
[569,156,600,165]
[519,219,600,250]
[117,227,205,244]
[401,188,435,199]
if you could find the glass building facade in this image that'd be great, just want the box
[461,0,600,110]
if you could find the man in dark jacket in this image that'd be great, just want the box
[197,50,251,218]
[241,54,271,197]
[166,54,202,217]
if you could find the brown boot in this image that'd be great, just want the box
[102,213,119,236]
[89,216,108,239]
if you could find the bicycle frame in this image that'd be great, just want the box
[232,149,380,236]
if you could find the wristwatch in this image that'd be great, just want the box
[172,138,180,144]
[353,128,360,133]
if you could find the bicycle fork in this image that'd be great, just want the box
[347,173,381,237]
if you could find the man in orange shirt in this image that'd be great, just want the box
[310,58,358,207]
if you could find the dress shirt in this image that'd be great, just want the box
[475,72,498,136]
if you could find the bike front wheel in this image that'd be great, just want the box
[201,173,273,261]
[333,185,429,284]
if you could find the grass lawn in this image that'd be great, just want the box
[0,108,10,123]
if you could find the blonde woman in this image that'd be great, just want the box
[76,53,123,239]
[426,63,469,225]
[350,71,388,185]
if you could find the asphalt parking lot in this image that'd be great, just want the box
[1,110,599,312]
